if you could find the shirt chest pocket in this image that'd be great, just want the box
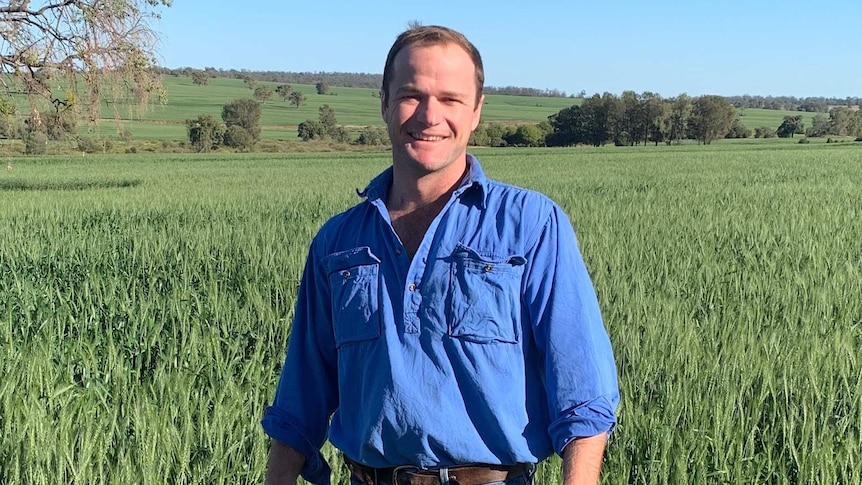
[448,244,526,344]
[323,247,382,347]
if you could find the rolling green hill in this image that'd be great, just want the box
[84,75,824,142]
[95,75,578,140]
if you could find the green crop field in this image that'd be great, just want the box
[1,144,860,484]
[88,75,578,141]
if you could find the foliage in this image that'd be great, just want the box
[505,124,546,147]
[221,98,261,143]
[23,130,47,154]
[76,137,111,154]
[39,110,78,141]
[191,71,210,85]
[805,114,831,137]
[318,105,338,132]
[725,119,751,139]
[243,76,257,90]
[275,84,293,101]
[222,125,255,151]
[0,0,170,127]
[315,82,330,95]
[254,86,274,104]
[688,95,737,144]
[356,125,389,146]
[288,91,306,109]
[186,114,225,152]
[328,125,351,144]
[754,126,776,138]
[297,120,326,141]
[776,115,804,138]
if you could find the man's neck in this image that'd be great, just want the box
[387,159,468,212]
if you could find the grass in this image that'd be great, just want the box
[86,76,577,141]
[1,143,860,484]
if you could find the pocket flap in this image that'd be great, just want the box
[322,246,381,274]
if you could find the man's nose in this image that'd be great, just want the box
[416,97,441,126]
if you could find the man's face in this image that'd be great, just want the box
[382,43,484,179]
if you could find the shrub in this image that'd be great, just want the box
[222,98,261,142]
[186,114,225,152]
[356,126,388,146]
[798,138,810,144]
[725,119,751,139]
[77,137,103,153]
[754,126,776,139]
[328,125,351,144]
[223,125,255,151]
[24,131,48,155]
[297,120,326,142]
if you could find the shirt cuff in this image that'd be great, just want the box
[548,395,618,455]
[261,406,332,485]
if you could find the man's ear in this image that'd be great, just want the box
[471,94,485,131]
[380,91,388,119]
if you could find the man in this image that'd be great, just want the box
[263,25,619,485]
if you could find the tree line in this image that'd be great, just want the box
[467,92,862,148]
[726,95,862,113]
[165,67,580,98]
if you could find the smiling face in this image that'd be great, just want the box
[382,43,484,182]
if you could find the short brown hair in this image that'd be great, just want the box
[381,25,484,107]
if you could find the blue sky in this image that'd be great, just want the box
[157,0,861,98]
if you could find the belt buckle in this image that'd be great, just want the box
[391,464,420,485]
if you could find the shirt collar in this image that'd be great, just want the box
[358,154,488,208]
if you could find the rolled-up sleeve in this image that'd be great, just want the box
[523,204,620,455]
[261,239,339,485]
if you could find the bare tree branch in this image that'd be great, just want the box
[1,0,170,131]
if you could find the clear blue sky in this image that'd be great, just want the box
[157,0,861,98]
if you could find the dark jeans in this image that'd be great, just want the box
[348,466,535,485]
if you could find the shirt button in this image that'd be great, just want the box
[408,283,416,291]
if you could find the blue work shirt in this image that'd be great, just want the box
[262,156,619,485]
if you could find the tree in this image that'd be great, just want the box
[221,98,261,143]
[315,82,329,95]
[243,76,257,90]
[328,125,351,143]
[641,92,667,146]
[505,124,545,147]
[776,115,804,138]
[806,114,831,137]
[186,114,224,152]
[254,86,274,104]
[289,91,305,109]
[0,0,170,130]
[275,84,292,101]
[191,71,210,85]
[357,125,389,146]
[725,119,751,139]
[754,126,776,138]
[579,94,612,147]
[663,94,691,145]
[297,119,325,141]
[546,105,587,146]
[318,104,337,133]
[688,95,736,144]
[222,125,254,151]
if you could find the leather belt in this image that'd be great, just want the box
[346,459,532,485]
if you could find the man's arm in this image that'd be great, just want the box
[561,433,608,485]
[265,440,306,485]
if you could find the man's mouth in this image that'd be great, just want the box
[410,132,447,142]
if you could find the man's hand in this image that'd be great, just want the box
[264,440,306,485]
[561,432,608,485]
